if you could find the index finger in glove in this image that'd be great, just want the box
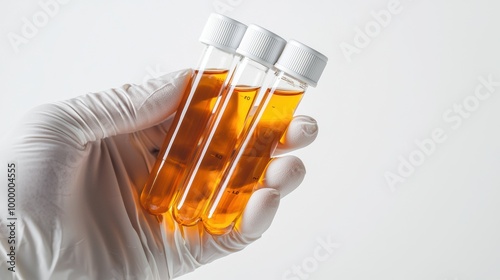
[21,69,193,148]
[233,155,306,240]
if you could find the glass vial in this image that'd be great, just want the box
[140,14,247,215]
[203,40,328,234]
[172,25,287,226]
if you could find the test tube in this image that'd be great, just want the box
[140,14,246,215]
[172,25,287,226]
[202,40,328,234]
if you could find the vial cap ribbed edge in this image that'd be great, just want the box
[236,25,287,69]
[199,13,247,53]
[274,40,328,87]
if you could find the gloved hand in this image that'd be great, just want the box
[0,69,318,280]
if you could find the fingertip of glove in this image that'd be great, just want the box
[136,69,193,126]
[295,115,319,136]
[148,69,193,93]
[141,68,192,92]
[263,155,306,198]
[237,188,280,240]
[252,188,281,209]
[278,115,319,153]
[157,68,193,83]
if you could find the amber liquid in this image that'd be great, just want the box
[202,88,304,234]
[173,85,260,225]
[140,69,229,215]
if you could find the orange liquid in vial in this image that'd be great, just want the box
[202,88,304,234]
[140,69,229,215]
[173,85,260,225]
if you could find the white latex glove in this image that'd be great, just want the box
[0,69,318,280]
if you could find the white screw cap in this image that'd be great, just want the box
[236,25,287,69]
[275,40,328,87]
[199,13,247,53]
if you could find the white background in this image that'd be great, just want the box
[1,0,500,279]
